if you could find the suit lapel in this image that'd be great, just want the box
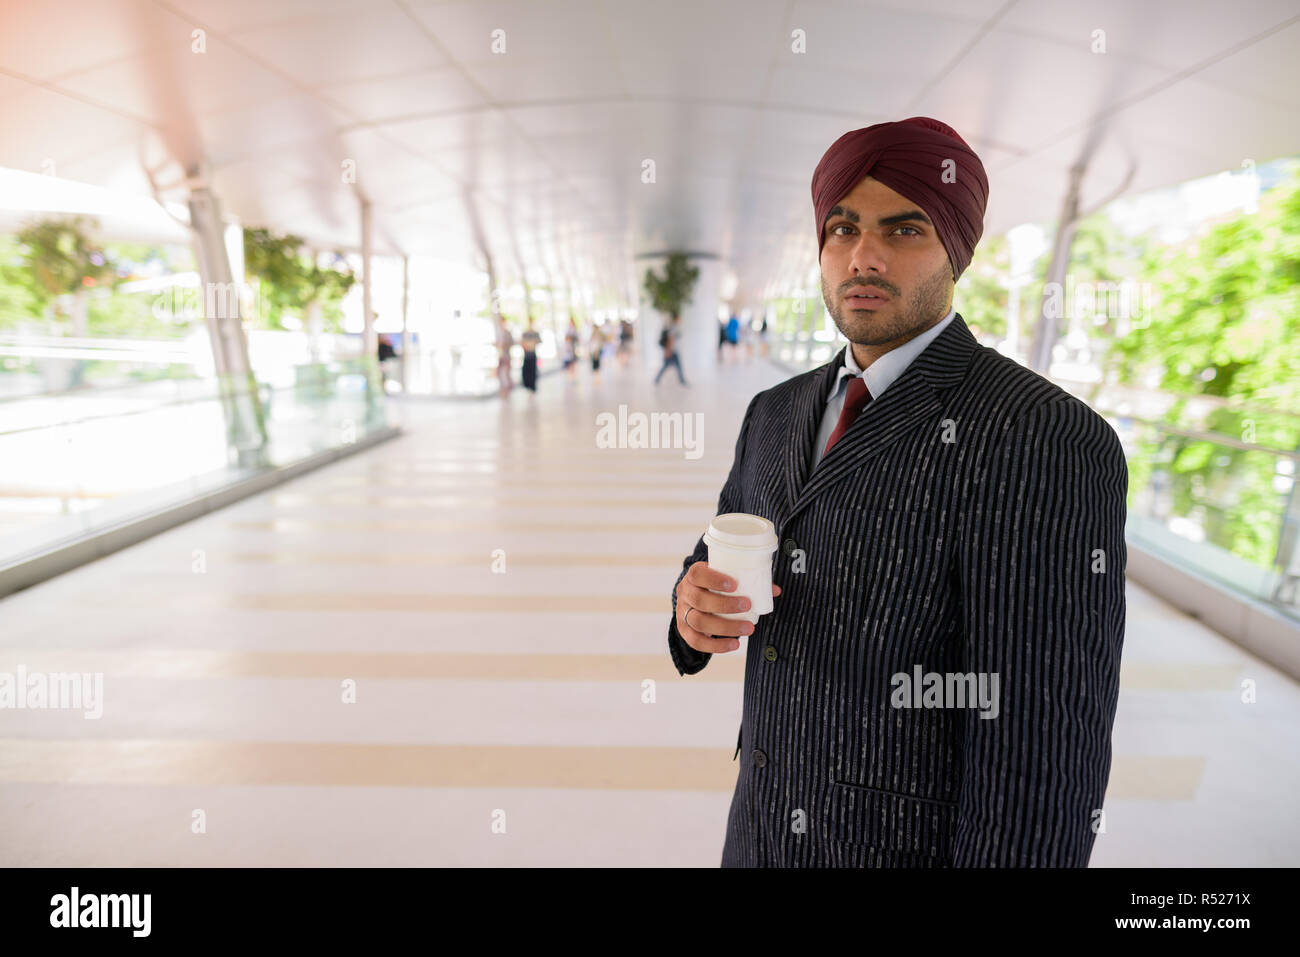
[782,345,845,516]
[781,313,979,526]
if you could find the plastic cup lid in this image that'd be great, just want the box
[705,512,777,550]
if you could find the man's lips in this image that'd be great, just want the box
[845,288,890,302]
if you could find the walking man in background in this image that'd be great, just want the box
[654,315,689,387]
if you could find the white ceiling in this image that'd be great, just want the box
[1,0,1298,306]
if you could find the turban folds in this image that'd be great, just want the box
[811,116,989,281]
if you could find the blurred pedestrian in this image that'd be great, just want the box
[654,315,689,387]
[617,318,633,367]
[563,316,579,378]
[589,321,605,375]
[495,316,513,396]
[520,316,541,392]
[377,333,398,389]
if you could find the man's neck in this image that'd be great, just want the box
[850,310,950,370]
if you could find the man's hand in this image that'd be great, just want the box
[675,560,782,654]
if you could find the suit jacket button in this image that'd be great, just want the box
[763,645,778,662]
[782,538,797,556]
[752,749,767,768]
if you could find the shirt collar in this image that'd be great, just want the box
[833,308,957,399]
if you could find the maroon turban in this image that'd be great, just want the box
[811,116,989,281]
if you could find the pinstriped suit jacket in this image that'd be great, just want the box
[668,313,1127,867]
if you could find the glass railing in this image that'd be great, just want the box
[763,327,1299,622]
[1111,415,1299,622]
[0,357,393,569]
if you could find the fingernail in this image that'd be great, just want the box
[730,641,740,650]
[725,579,736,591]
[740,598,751,610]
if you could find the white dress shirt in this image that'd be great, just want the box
[811,308,956,470]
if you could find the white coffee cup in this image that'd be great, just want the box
[703,513,778,625]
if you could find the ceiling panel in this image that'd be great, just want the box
[227,7,448,88]
[56,41,298,122]
[315,67,487,120]
[406,0,614,67]
[1193,18,1300,109]
[196,93,351,167]
[464,56,628,104]
[0,84,144,174]
[997,0,1300,73]
[165,0,375,33]
[911,26,1171,154]
[0,0,189,82]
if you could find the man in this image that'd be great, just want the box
[520,316,541,393]
[667,117,1127,868]
[377,332,398,389]
[654,314,689,387]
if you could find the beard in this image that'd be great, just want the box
[821,260,952,347]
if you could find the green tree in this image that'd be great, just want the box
[957,233,1012,340]
[642,253,700,320]
[242,228,355,331]
[14,216,116,335]
[0,234,42,329]
[1107,165,1300,567]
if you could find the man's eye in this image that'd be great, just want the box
[831,224,854,236]
[894,226,920,236]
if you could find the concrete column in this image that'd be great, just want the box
[359,196,383,418]
[187,185,267,468]
[360,197,376,365]
[400,254,410,393]
[1028,162,1085,373]
[680,257,721,384]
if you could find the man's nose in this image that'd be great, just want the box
[848,232,888,276]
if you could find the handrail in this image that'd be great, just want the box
[0,333,193,347]
[0,371,375,438]
[1113,414,1300,461]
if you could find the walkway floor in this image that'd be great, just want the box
[1,351,1296,866]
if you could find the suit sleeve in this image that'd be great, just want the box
[668,392,762,677]
[952,398,1128,866]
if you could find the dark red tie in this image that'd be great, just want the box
[823,375,873,456]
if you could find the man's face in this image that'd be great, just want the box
[819,175,954,348]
